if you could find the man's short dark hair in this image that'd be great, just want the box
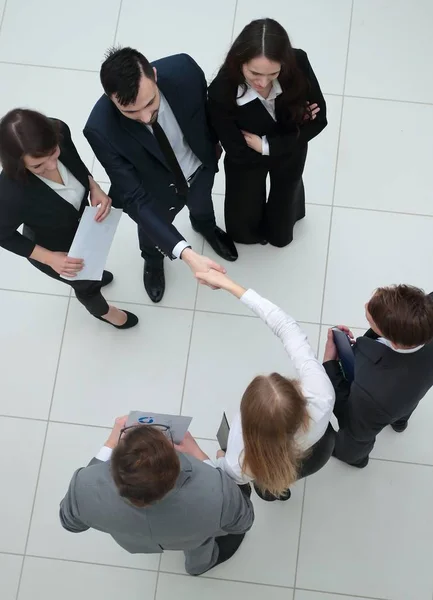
[100,46,155,106]
[368,284,433,347]
[111,426,180,507]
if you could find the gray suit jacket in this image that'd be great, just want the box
[59,452,254,555]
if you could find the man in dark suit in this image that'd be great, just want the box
[322,285,433,468]
[84,47,237,303]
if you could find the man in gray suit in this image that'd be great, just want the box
[59,416,254,576]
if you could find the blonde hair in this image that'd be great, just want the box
[240,373,310,497]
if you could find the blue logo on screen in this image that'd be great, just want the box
[138,416,154,424]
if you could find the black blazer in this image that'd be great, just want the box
[0,121,90,257]
[207,49,327,165]
[324,319,433,466]
[84,53,218,258]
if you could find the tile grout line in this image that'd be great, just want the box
[292,479,308,591]
[0,548,420,599]
[0,0,8,34]
[316,0,355,349]
[295,0,354,591]
[295,588,389,600]
[229,0,239,42]
[0,59,99,73]
[153,557,162,600]
[2,412,431,468]
[0,286,371,328]
[112,0,124,46]
[14,296,72,600]
[178,236,205,417]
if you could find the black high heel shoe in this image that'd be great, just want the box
[95,310,139,330]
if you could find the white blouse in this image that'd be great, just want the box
[36,161,86,211]
[215,289,336,485]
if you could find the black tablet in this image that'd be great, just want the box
[216,413,230,452]
[332,327,355,383]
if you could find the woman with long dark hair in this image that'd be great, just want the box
[208,18,327,247]
[0,109,138,329]
[195,269,336,501]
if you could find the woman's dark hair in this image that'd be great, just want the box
[111,425,180,507]
[100,46,155,106]
[216,18,310,123]
[0,108,60,180]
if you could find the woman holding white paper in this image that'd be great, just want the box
[0,108,138,328]
[194,270,336,501]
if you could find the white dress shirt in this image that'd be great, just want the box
[236,79,283,156]
[36,161,86,210]
[147,93,202,259]
[214,289,336,485]
[377,337,424,354]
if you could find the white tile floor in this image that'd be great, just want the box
[0,1,432,599]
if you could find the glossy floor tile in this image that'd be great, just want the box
[156,573,292,600]
[1,1,432,599]
[18,557,157,600]
[0,554,23,600]
[197,199,331,323]
[116,0,236,81]
[182,310,319,439]
[335,97,433,215]
[346,0,433,103]
[322,207,433,327]
[0,291,68,419]
[297,459,433,599]
[51,300,193,426]
[0,417,46,553]
[0,0,120,70]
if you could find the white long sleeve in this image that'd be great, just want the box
[218,289,336,485]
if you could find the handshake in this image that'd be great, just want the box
[180,247,237,292]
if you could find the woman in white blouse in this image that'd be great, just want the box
[0,108,137,329]
[196,269,336,501]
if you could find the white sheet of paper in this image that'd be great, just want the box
[61,206,122,281]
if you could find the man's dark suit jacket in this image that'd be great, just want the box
[84,54,218,258]
[324,320,433,466]
[0,120,90,257]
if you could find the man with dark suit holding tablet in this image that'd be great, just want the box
[323,285,433,468]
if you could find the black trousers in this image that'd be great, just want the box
[224,144,308,247]
[255,423,336,501]
[135,166,217,265]
[29,259,109,317]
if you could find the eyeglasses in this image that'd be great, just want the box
[118,423,173,445]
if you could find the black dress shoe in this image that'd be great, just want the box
[214,533,246,567]
[198,226,238,262]
[95,310,138,330]
[143,263,165,303]
[392,420,408,433]
[259,239,268,245]
[101,270,114,287]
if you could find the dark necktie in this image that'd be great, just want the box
[152,120,189,196]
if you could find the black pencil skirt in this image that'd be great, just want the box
[28,259,110,317]
[254,423,336,502]
[224,144,308,247]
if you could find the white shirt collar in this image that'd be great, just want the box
[236,79,282,106]
[36,160,68,188]
[377,337,424,354]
